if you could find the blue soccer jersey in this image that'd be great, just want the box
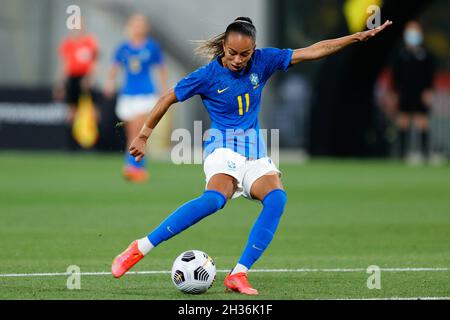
[114,38,163,95]
[174,47,293,159]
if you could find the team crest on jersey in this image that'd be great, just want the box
[129,57,142,73]
[249,73,259,89]
[227,161,236,171]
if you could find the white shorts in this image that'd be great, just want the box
[203,148,281,200]
[116,94,158,121]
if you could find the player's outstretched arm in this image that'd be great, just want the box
[290,20,393,64]
[129,88,178,162]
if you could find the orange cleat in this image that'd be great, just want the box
[111,240,144,278]
[123,166,149,183]
[224,272,259,295]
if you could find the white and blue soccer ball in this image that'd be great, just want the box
[171,250,216,294]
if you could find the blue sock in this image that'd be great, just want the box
[125,152,145,168]
[147,190,226,246]
[238,189,287,269]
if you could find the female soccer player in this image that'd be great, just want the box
[112,17,392,294]
[104,14,167,182]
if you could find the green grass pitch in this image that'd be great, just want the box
[0,152,449,299]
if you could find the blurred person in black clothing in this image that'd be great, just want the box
[392,21,436,162]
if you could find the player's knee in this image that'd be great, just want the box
[202,190,227,212]
[262,189,287,217]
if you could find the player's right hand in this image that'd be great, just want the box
[129,136,147,162]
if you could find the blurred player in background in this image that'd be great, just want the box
[104,14,168,183]
[54,19,98,149]
[111,17,392,294]
[392,20,436,163]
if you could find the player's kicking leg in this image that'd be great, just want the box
[111,189,227,278]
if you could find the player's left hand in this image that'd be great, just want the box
[356,20,393,42]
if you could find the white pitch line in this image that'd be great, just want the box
[252,267,450,272]
[0,267,449,278]
[0,271,170,278]
[333,297,450,300]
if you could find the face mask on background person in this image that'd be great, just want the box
[404,29,423,47]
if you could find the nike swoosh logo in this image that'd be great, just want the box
[217,87,229,94]
[252,244,263,251]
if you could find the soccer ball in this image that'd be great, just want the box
[171,250,216,294]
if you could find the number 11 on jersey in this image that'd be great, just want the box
[237,93,250,116]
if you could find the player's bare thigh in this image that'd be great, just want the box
[207,173,238,200]
[250,171,284,201]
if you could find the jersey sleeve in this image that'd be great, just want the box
[174,66,209,102]
[260,47,294,81]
